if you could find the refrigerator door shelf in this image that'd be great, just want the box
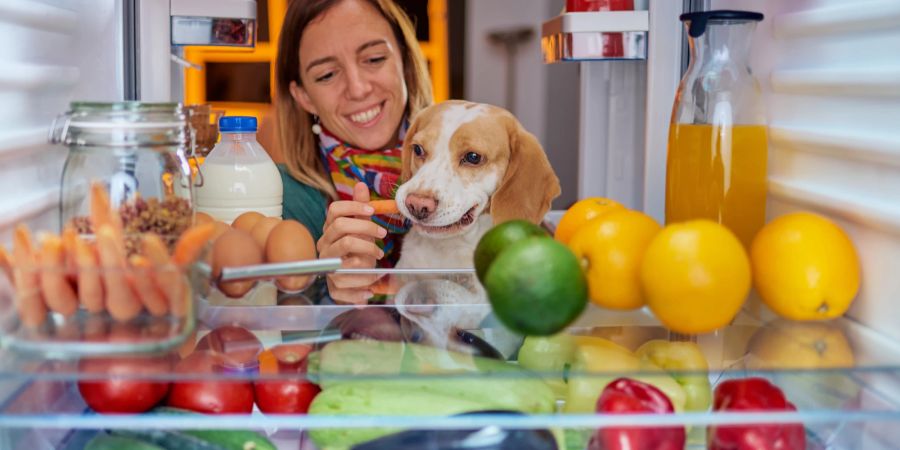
[542,11,649,62]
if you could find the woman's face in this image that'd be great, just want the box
[291,0,408,150]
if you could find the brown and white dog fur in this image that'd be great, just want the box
[395,100,561,269]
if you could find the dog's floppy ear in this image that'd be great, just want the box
[400,114,422,183]
[490,116,561,224]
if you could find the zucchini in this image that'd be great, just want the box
[308,383,494,449]
[84,434,166,450]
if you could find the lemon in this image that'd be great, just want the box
[750,212,860,320]
[640,220,751,334]
[567,210,661,310]
[553,197,624,245]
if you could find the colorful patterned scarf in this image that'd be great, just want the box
[318,124,410,268]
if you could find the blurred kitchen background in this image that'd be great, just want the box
[183,0,584,210]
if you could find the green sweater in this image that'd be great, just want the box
[278,164,328,243]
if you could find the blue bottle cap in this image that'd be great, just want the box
[219,116,258,133]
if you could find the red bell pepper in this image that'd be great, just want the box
[708,378,806,450]
[588,377,686,450]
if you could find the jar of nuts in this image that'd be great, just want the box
[51,102,196,253]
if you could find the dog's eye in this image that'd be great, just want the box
[462,152,483,165]
[412,144,425,158]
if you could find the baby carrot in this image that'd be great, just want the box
[129,254,169,317]
[74,236,105,313]
[12,225,47,327]
[368,199,399,215]
[171,222,216,266]
[38,234,79,316]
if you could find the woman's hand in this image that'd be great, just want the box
[317,182,387,304]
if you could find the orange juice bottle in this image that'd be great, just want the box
[666,10,767,249]
[666,124,768,249]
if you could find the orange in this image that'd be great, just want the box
[640,220,751,334]
[750,212,860,320]
[568,210,661,310]
[554,197,625,244]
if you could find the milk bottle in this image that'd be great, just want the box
[195,116,283,223]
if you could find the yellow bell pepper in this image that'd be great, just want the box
[634,340,712,412]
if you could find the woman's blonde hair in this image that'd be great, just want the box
[275,0,433,200]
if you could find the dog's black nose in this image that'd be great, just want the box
[406,193,437,220]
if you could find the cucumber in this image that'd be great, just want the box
[84,434,166,450]
[149,407,278,450]
[109,429,227,450]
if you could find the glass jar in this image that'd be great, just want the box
[666,10,767,250]
[50,102,195,251]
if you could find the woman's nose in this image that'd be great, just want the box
[345,66,373,100]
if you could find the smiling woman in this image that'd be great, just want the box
[273,0,433,301]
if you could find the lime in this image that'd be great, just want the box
[484,237,588,336]
[474,220,547,281]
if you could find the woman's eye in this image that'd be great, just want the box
[412,144,425,157]
[315,72,335,83]
[462,152,482,165]
[366,56,387,65]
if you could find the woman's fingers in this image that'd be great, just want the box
[317,217,386,253]
[324,201,375,228]
[320,236,384,261]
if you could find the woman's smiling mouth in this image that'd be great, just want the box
[348,102,384,126]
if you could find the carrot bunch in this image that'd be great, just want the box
[1,182,216,327]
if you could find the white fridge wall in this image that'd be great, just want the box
[709,0,900,340]
[0,0,123,243]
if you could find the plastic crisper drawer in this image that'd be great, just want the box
[0,270,899,450]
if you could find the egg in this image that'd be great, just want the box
[211,228,264,298]
[265,219,317,292]
[250,217,281,249]
[194,212,214,225]
[231,211,264,232]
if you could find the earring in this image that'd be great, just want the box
[311,115,322,135]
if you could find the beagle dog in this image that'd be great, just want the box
[395,100,561,269]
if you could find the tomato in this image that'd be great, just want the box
[77,356,171,414]
[167,351,255,414]
[254,377,320,414]
[196,325,262,371]
[271,343,313,371]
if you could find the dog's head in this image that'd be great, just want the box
[395,100,560,237]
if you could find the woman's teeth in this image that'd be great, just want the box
[350,105,381,124]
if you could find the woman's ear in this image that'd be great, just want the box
[289,81,318,116]
[490,118,561,225]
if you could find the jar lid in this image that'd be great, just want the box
[219,116,258,133]
[49,101,187,147]
[680,10,764,38]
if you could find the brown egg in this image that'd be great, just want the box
[194,212,214,225]
[204,221,233,264]
[250,217,281,249]
[265,219,317,292]
[211,228,264,298]
[231,211,264,232]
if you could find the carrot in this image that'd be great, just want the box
[128,254,169,317]
[38,234,79,316]
[142,234,186,318]
[171,222,216,266]
[0,245,12,281]
[368,199,399,215]
[12,225,47,327]
[61,226,79,277]
[90,182,126,256]
[74,237,105,313]
[96,225,142,322]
